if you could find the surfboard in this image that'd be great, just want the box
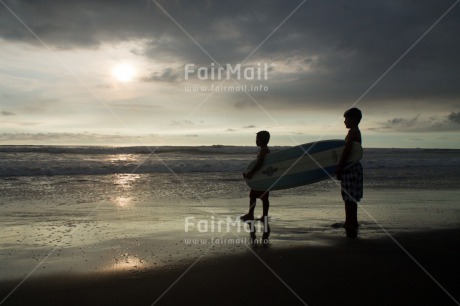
[245,140,362,191]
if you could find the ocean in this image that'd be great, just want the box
[1,145,459,188]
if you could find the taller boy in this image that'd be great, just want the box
[336,108,363,238]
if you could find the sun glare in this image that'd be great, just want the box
[112,63,135,82]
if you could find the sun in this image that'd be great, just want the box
[112,63,135,82]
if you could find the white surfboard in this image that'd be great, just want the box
[245,140,363,191]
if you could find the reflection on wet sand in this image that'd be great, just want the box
[109,254,147,272]
[114,196,133,208]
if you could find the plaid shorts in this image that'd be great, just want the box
[341,162,363,202]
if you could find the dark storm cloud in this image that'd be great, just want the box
[373,112,460,132]
[0,0,160,48]
[447,112,460,124]
[387,116,420,128]
[1,0,459,106]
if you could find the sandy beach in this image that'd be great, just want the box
[1,173,459,305]
[1,228,459,306]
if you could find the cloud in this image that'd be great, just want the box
[374,113,460,132]
[110,102,161,110]
[0,132,156,144]
[386,115,420,128]
[1,111,15,116]
[447,112,460,124]
[170,119,194,126]
[0,1,159,48]
[0,119,40,126]
[233,99,255,109]
[141,68,180,83]
[1,0,459,111]
[18,98,60,114]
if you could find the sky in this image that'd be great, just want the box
[0,0,459,148]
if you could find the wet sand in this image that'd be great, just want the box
[1,228,459,306]
[1,178,460,305]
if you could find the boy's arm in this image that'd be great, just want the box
[244,148,269,179]
[336,132,355,179]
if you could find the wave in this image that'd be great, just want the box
[0,160,249,177]
[0,145,257,155]
[0,146,459,178]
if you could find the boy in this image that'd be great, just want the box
[336,108,363,238]
[241,131,271,241]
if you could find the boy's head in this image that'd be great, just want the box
[344,108,362,125]
[256,130,270,146]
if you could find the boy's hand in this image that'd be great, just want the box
[243,172,253,179]
[336,171,342,180]
[336,163,344,180]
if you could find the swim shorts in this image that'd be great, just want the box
[341,162,363,202]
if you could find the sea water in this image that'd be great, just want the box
[1,145,459,186]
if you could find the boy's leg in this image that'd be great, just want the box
[241,197,256,221]
[344,201,350,226]
[261,199,269,219]
[344,201,358,238]
[347,201,358,227]
[261,199,270,237]
[344,201,357,226]
[247,199,257,242]
[248,197,257,217]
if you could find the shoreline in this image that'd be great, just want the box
[1,228,459,306]
[1,175,459,305]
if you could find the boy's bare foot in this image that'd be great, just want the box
[262,232,270,244]
[344,223,358,238]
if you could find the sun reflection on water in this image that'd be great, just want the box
[106,154,137,163]
[114,173,141,187]
[111,174,140,208]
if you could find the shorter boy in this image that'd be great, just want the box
[241,131,271,241]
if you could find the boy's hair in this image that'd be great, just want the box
[344,108,362,122]
[257,130,270,145]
